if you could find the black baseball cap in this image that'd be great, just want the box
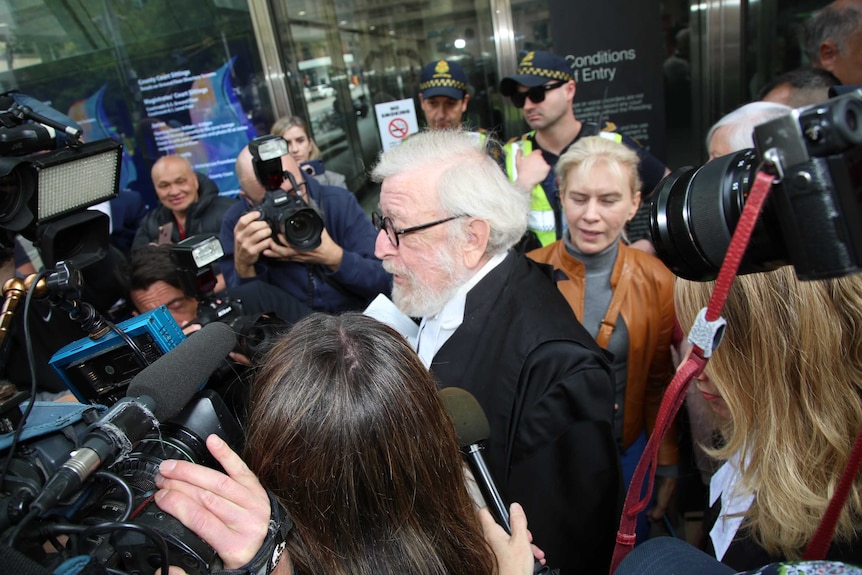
[419,60,468,100]
[500,50,575,97]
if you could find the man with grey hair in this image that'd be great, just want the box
[757,67,841,108]
[805,0,862,85]
[371,130,620,575]
[706,101,793,160]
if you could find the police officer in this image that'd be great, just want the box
[500,50,669,250]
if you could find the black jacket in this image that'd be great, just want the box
[132,173,237,250]
[430,252,622,575]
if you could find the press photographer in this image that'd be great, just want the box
[220,135,391,313]
[650,88,862,282]
[611,90,862,572]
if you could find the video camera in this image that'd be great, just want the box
[248,134,324,251]
[0,91,121,262]
[650,89,862,282]
[0,95,254,574]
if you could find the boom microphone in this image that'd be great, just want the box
[29,322,236,513]
[439,386,511,533]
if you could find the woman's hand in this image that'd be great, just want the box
[479,502,539,575]
[153,434,271,569]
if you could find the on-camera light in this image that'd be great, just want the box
[0,139,122,240]
[171,234,223,298]
[173,234,224,269]
[250,135,288,161]
[249,135,289,191]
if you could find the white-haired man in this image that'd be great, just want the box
[706,101,793,160]
[371,130,621,575]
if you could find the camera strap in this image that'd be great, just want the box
[609,169,777,573]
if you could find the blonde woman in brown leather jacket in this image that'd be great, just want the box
[528,135,677,542]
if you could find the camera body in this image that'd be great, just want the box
[650,90,862,281]
[249,135,324,251]
[170,234,285,363]
[256,186,325,251]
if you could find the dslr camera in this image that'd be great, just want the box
[248,134,324,251]
[650,89,862,281]
[170,234,285,363]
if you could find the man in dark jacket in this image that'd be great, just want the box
[132,155,237,251]
[371,130,621,575]
[220,146,391,313]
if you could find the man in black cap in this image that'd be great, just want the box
[418,59,471,130]
[500,50,669,250]
[418,58,540,253]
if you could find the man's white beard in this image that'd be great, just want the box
[384,244,470,318]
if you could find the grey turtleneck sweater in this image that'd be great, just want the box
[564,235,629,447]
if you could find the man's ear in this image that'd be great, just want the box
[819,40,839,69]
[462,217,491,270]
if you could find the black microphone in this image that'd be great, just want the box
[439,386,511,534]
[29,322,237,513]
[15,105,82,142]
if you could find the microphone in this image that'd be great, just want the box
[29,322,237,513]
[439,386,511,534]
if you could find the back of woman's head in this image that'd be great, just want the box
[244,313,494,575]
[675,268,862,556]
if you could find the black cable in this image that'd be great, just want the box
[46,522,170,575]
[92,471,133,522]
[6,507,38,547]
[0,271,48,493]
[103,318,148,369]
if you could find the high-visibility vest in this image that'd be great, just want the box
[504,135,557,246]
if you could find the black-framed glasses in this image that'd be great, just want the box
[511,81,567,108]
[372,212,466,248]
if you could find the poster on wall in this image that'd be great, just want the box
[547,0,666,160]
[12,35,265,207]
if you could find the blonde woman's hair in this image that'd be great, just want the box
[675,267,862,558]
[271,115,322,160]
[555,135,643,198]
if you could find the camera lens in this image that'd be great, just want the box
[836,98,862,146]
[282,207,324,251]
[649,149,787,281]
[0,171,20,221]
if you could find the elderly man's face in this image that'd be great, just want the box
[374,167,469,317]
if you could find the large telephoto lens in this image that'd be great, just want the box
[282,207,324,251]
[649,149,788,281]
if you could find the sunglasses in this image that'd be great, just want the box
[511,81,567,108]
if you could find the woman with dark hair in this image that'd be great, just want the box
[271,115,347,189]
[153,313,534,574]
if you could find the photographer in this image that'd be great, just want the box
[219,143,391,313]
[675,268,862,569]
[125,243,311,333]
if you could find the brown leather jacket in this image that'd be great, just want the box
[528,240,678,465]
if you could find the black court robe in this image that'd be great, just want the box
[430,251,623,575]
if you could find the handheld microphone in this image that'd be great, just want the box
[439,386,511,534]
[29,322,237,513]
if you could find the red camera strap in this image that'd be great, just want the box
[609,169,777,573]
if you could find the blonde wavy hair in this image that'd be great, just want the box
[675,267,862,558]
